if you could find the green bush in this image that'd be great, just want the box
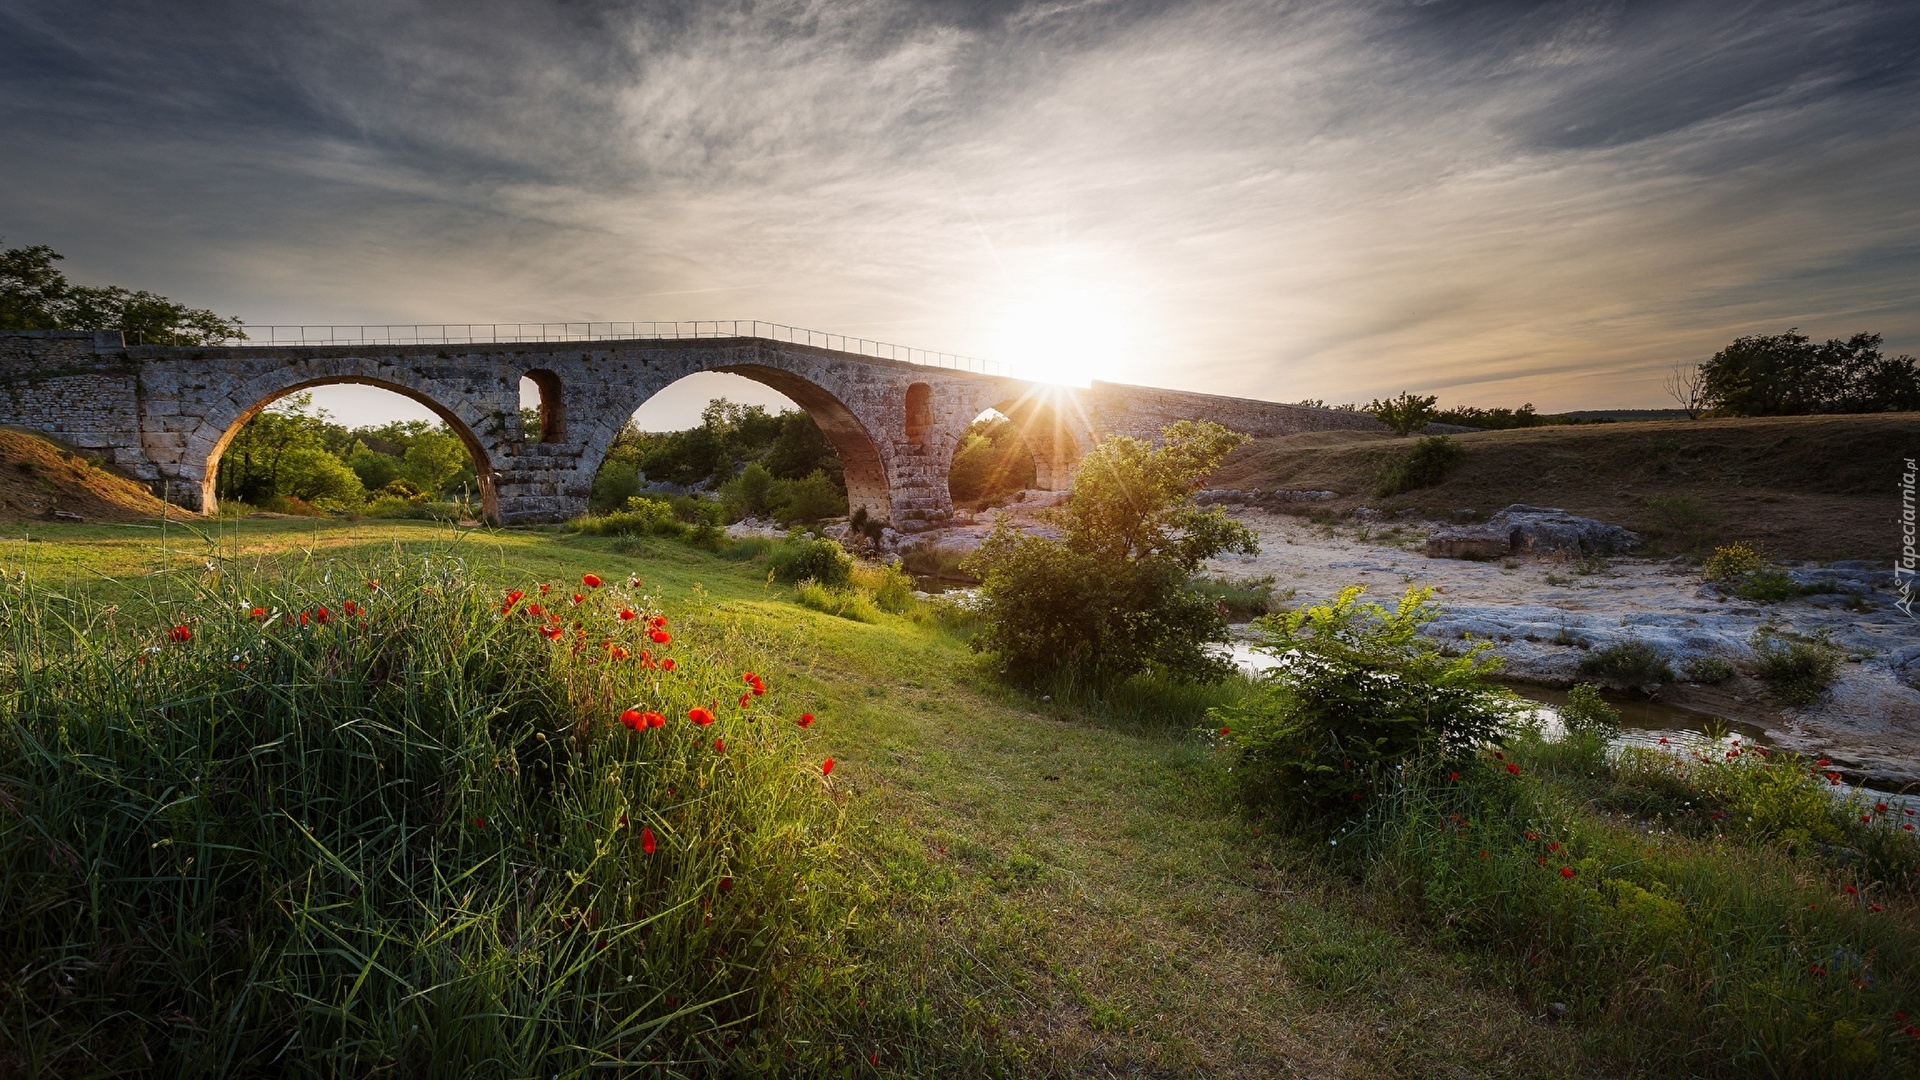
[768,537,853,588]
[964,421,1255,690]
[588,458,640,513]
[1374,435,1465,496]
[1642,494,1719,552]
[574,496,688,538]
[1682,655,1736,684]
[853,562,916,615]
[1191,574,1286,619]
[1559,682,1620,739]
[1577,639,1676,687]
[1366,391,1439,436]
[1703,541,1765,580]
[0,553,854,1074]
[779,469,846,524]
[1212,585,1523,828]
[1753,630,1842,706]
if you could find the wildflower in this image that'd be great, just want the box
[366,579,380,591]
[1505,763,1521,775]
[1871,904,1884,913]
[798,713,815,728]
[650,615,667,629]
[610,645,630,660]
[650,629,672,644]
[342,600,359,617]
[645,711,665,728]
[738,693,752,709]
[1658,737,1668,744]
[314,606,330,624]
[629,574,642,587]
[713,738,726,753]
[661,658,676,671]
[1560,866,1575,879]
[527,603,545,616]
[582,574,603,588]
[1905,824,1915,832]
[822,757,835,775]
[572,593,585,604]
[540,583,551,594]
[1862,814,1873,823]
[1846,885,1859,895]
[1537,855,1550,866]
[1477,850,1488,859]
[1810,965,1827,978]
[167,624,192,642]
[1494,751,1504,760]
[472,817,487,828]
[641,827,657,854]
[1819,759,1830,766]
[541,625,563,640]
[299,612,309,626]
[1525,830,1538,841]
[1350,791,1363,801]
[689,707,716,726]
[1449,771,1460,782]
[619,608,637,621]
[1878,802,1889,813]
[1547,842,1561,852]
[620,709,644,730]
[249,607,267,619]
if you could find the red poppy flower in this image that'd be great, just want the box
[1537,855,1550,866]
[688,707,716,726]
[1477,850,1488,859]
[1905,824,1915,832]
[661,658,676,671]
[572,593,585,604]
[719,876,733,892]
[1448,771,1460,782]
[299,611,310,626]
[1871,904,1883,913]
[343,600,359,617]
[797,713,814,728]
[1846,885,1859,895]
[541,625,563,640]
[650,615,667,629]
[1877,802,1889,813]
[249,607,267,619]
[540,583,551,594]
[314,606,330,624]
[1525,830,1538,840]
[1819,759,1830,766]
[738,694,752,709]
[649,629,671,644]
[366,579,380,591]
[1560,866,1575,878]
[822,757,835,775]
[1658,737,1669,744]
[645,711,665,728]
[1505,763,1520,775]
[641,827,656,854]
[1862,814,1873,823]
[619,608,637,621]
[1494,751,1504,760]
[1810,965,1826,977]
[582,574,603,588]
[618,814,628,826]
[167,624,192,642]
[1547,842,1561,852]
[619,709,644,730]
[610,645,630,660]
[713,738,725,753]
[1350,791,1363,801]
[472,817,487,828]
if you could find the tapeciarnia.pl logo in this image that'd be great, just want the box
[1900,457,1917,619]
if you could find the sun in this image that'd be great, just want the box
[986,283,1133,387]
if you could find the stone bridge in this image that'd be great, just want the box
[0,329,1396,527]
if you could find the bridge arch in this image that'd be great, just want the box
[987,391,1088,492]
[195,375,499,520]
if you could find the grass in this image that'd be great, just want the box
[1191,573,1287,619]
[1577,638,1678,688]
[4,516,1916,1076]
[1754,630,1845,706]
[1204,414,1920,560]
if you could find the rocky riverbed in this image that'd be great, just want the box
[1204,507,1920,788]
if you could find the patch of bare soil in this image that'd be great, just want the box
[0,427,171,523]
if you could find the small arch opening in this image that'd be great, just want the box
[947,408,1037,510]
[904,382,933,446]
[520,369,566,442]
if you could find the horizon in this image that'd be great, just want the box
[4,0,1917,429]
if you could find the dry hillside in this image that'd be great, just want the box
[0,428,172,523]
[1205,413,1917,561]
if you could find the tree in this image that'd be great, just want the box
[1699,328,1920,416]
[1664,362,1708,420]
[963,420,1257,689]
[1367,391,1439,436]
[0,243,243,345]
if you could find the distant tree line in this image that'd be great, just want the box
[590,399,846,526]
[1678,329,1919,417]
[0,244,243,345]
[1301,393,1603,435]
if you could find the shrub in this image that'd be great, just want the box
[575,496,688,538]
[1366,391,1439,436]
[721,461,784,521]
[1559,682,1620,739]
[768,536,853,588]
[588,458,640,513]
[1682,655,1735,684]
[965,421,1255,689]
[0,553,853,1074]
[1703,541,1765,581]
[852,562,916,615]
[1191,574,1285,619]
[1212,585,1523,828]
[779,469,846,524]
[1374,435,1465,496]
[1732,567,1810,604]
[1753,629,1842,706]
[1577,639,1675,688]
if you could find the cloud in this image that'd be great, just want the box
[1,0,1915,413]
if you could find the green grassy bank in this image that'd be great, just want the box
[2,518,1915,1077]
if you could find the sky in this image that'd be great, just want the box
[3,0,1917,428]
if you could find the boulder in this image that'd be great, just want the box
[1426,526,1510,560]
[1487,504,1642,555]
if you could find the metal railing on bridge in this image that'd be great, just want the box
[218,320,1005,376]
